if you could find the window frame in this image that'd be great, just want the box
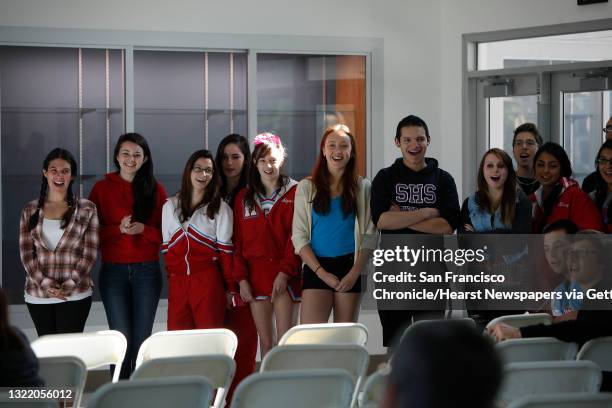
[462,18,612,195]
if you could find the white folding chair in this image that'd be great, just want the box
[278,323,368,346]
[31,330,127,383]
[358,369,388,408]
[498,361,602,406]
[496,337,579,364]
[38,356,87,408]
[577,337,612,372]
[231,369,354,408]
[135,329,237,368]
[88,376,212,408]
[486,313,552,330]
[507,393,612,408]
[260,344,369,408]
[131,355,235,408]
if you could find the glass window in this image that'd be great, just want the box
[478,30,612,70]
[488,95,538,153]
[257,54,366,180]
[134,50,247,195]
[563,91,612,183]
[0,46,124,303]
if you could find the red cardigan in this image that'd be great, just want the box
[89,172,167,263]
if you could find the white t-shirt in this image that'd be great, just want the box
[42,217,63,251]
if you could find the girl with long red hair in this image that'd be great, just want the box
[292,124,376,323]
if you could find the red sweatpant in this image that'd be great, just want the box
[224,304,258,404]
[167,268,226,330]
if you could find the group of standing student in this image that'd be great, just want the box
[371,115,612,346]
[17,113,612,377]
[17,124,374,386]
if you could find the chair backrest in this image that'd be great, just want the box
[231,369,354,408]
[88,376,212,408]
[131,355,235,408]
[498,361,602,406]
[38,356,87,408]
[486,313,552,330]
[278,323,368,346]
[31,330,127,383]
[0,395,57,408]
[358,369,389,408]
[496,337,579,364]
[507,393,612,408]
[260,344,369,408]
[577,337,612,372]
[135,329,238,368]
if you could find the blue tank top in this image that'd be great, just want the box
[311,196,355,257]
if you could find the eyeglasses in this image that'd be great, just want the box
[596,158,612,166]
[513,140,537,147]
[603,126,612,133]
[192,166,214,175]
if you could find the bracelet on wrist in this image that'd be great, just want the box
[314,265,322,274]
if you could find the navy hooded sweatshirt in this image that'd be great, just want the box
[370,157,460,234]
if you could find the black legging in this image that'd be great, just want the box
[27,297,92,336]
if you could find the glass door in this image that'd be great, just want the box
[551,69,612,183]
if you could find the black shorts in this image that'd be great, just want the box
[302,253,362,293]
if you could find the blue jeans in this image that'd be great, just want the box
[99,261,162,379]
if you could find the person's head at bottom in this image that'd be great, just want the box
[382,320,502,408]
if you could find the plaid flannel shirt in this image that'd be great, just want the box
[19,198,99,298]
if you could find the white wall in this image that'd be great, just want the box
[3,0,611,204]
[0,0,443,174]
[440,0,612,196]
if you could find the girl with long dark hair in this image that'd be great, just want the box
[215,134,257,402]
[530,142,603,233]
[460,148,531,234]
[588,140,612,233]
[293,124,377,323]
[458,148,531,328]
[162,150,233,330]
[89,133,167,379]
[233,133,300,356]
[217,133,251,207]
[20,148,98,336]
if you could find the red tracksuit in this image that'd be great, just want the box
[232,180,302,300]
[161,197,233,330]
[221,192,257,406]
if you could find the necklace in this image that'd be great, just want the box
[517,177,538,186]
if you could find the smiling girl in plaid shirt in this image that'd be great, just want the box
[19,148,99,337]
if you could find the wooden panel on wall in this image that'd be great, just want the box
[334,56,366,176]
